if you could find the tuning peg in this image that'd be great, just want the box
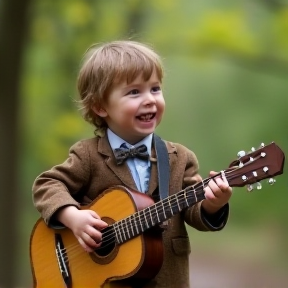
[251,147,256,152]
[237,150,246,158]
[246,184,254,192]
[268,178,276,185]
[260,143,265,148]
[263,166,269,173]
[242,175,248,181]
[256,182,262,190]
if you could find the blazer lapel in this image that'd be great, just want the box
[98,134,138,191]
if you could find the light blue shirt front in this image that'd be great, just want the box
[107,129,153,193]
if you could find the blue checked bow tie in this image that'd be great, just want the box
[113,143,149,165]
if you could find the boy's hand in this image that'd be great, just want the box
[56,206,108,252]
[201,171,232,215]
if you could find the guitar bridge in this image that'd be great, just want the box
[55,233,72,288]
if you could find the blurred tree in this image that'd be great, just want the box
[0,0,32,287]
[260,0,287,10]
[126,0,147,36]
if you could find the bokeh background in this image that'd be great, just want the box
[0,0,288,287]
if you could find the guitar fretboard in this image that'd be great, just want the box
[112,179,210,244]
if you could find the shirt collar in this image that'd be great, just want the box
[107,128,153,156]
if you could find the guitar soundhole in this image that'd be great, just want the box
[90,217,119,265]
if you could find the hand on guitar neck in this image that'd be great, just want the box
[201,170,232,215]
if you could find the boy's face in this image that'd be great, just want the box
[95,70,165,144]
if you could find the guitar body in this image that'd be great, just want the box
[30,186,164,288]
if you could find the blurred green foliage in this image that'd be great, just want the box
[17,0,288,286]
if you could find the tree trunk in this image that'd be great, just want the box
[0,0,31,287]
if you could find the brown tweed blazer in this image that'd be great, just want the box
[32,133,228,288]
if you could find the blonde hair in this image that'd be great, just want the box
[77,40,164,135]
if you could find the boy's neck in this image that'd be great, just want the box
[107,129,153,154]
[106,128,152,145]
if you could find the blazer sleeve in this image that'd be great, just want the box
[32,140,91,225]
[182,147,229,231]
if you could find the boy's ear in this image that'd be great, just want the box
[92,106,107,118]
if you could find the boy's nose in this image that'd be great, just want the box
[143,92,156,105]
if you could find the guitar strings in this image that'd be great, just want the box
[43,177,216,280]
[96,170,237,251]
[95,172,232,252]
[59,170,237,256]
[35,169,242,281]
[97,181,210,250]
[56,179,210,259]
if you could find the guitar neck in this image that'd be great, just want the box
[113,178,210,244]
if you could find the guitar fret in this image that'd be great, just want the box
[139,211,144,232]
[184,190,189,206]
[176,194,182,212]
[144,210,149,228]
[175,194,181,211]
[114,223,121,244]
[134,213,139,235]
[119,220,125,243]
[162,202,166,219]
[124,218,130,240]
[201,180,205,196]
[193,185,197,202]
[156,204,161,223]
[111,225,118,244]
[148,206,154,226]
[167,197,174,215]
[130,214,136,237]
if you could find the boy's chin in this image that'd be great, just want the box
[138,129,155,137]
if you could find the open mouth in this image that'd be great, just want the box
[136,113,156,121]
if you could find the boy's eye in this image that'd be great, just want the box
[127,89,139,95]
[151,86,161,92]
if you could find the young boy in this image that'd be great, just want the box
[32,40,232,288]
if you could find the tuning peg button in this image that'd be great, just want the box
[237,151,246,158]
[263,167,269,173]
[268,178,276,185]
[247,184,254,192]
[242,175,248,181]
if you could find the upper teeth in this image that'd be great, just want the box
[140,114,152,120]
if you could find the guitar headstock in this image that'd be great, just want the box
[226,142,285,191]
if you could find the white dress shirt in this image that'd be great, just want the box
[107,129,152,192]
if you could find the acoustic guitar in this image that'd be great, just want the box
[30,142,285,288]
